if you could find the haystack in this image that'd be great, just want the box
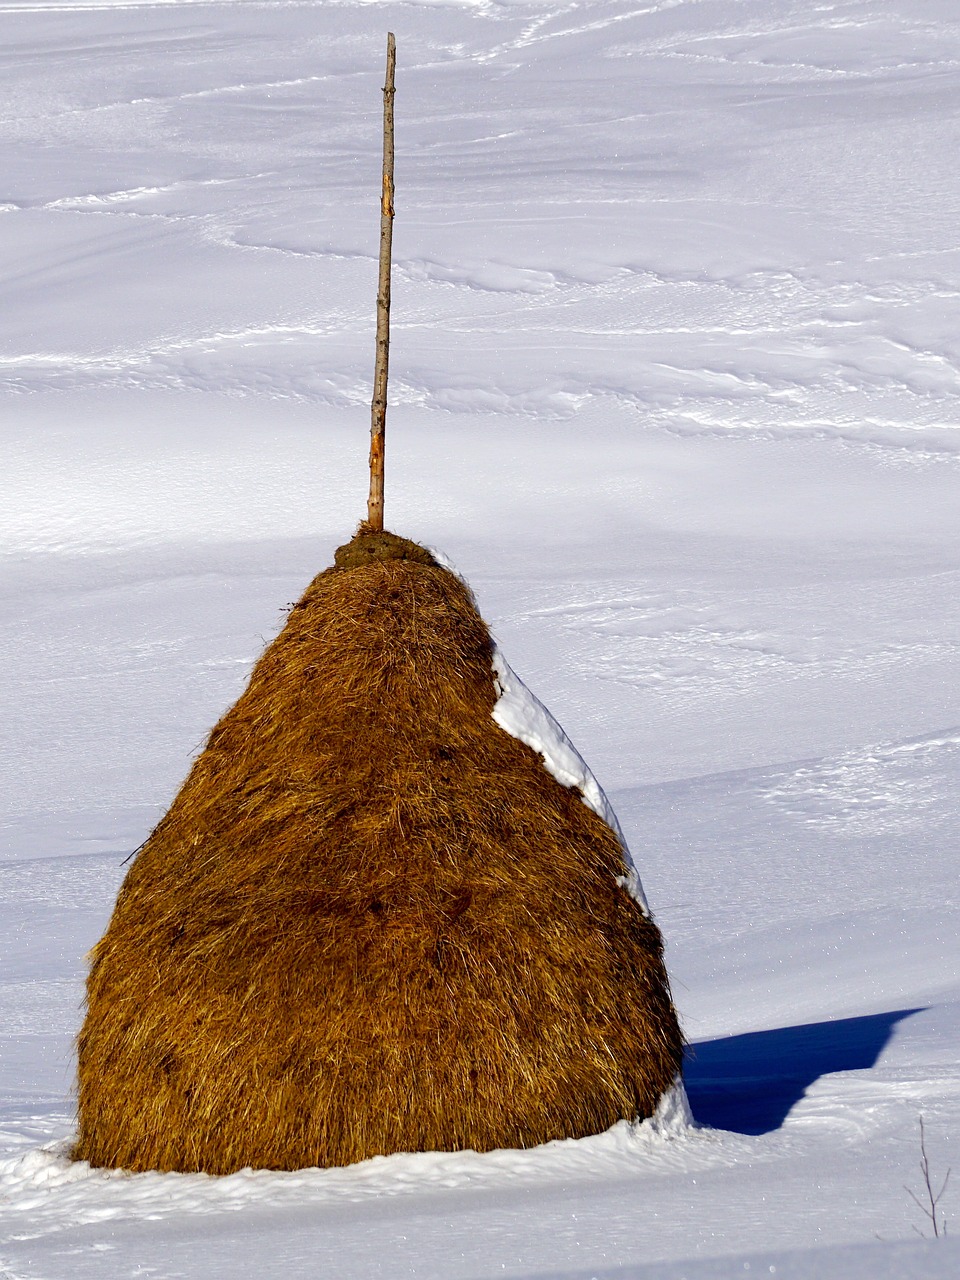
[75,528,682,1174]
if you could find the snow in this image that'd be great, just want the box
[490,642,650,911]
[434,540,650,903]
[2,0,959,1276]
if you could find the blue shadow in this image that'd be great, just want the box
[684,1008,924,1134]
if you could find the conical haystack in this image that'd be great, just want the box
[75,529,683,1174]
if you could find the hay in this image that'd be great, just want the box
[75,529,683,1174]
[332,523,438,570]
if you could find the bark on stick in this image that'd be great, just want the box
[367,32,396,532]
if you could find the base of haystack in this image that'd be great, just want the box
[74,530,683,1174]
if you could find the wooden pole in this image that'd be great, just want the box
[367,32,396,532]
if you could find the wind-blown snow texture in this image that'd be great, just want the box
[1,1,959,1277]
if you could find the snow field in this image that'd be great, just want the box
[1,0,959,1276]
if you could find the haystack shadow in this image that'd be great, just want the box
[684,1008,924,1135]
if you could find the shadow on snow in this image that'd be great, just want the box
[684,1008,925,1135]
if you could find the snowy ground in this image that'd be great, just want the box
[1,0,959,1276]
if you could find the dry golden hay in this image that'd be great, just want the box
[75,528,683,1174]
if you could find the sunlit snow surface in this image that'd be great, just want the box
[1,0,959,1276]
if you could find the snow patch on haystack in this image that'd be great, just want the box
[428,546,649,913]
[649,1076,694,1134]
[490,648,649,913]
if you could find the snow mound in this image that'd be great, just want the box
[0,1099,697,1228]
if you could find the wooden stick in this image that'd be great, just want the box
[367,32,396,532]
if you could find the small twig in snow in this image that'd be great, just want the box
[904,1115,950,1238]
